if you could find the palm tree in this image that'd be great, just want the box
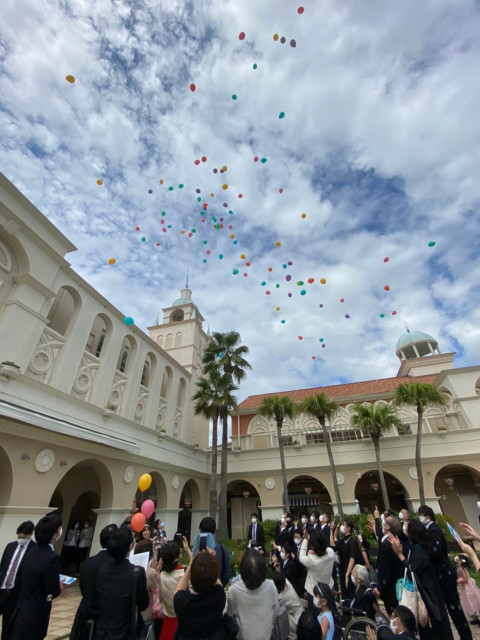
[192,370,237,518]
[301,394,343,519]
[394,382,446,504]
[351,403,403,511]
[258,395,297,512]
[202,331,251,540]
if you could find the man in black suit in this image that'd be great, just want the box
[70,523,118,640]
[418,505,472,640]
[247,513,265,549]
[306,511,321,534]
[93,527,149,639]
[0,521,36,640]
[318,512,332,548]
[374,516,404,615]
[278,540,306,598]
[8,515,63,640]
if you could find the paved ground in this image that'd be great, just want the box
[2,582,480,639]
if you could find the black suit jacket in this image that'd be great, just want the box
[319,524,331,548]
[0,539,36,598]
[281,556,307,598]
[78,549,111,617]
[247,522,265,548]
[10,544,61,640]
[376,537,404,596]
[425,521,457,586]
[94,558,149,640]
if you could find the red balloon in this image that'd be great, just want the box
[340,298,344,303]
[131,513,146,532]
[141,499,155,519]
[383,257,389,262]
[190,83,196,92]
[384,285,390,291]
[201,156,207,162]
[298,6,305,14]
[239,32,246,40]
[298,336,303,340]
[392,310,397,315]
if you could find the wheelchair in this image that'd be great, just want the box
[336,601,389,639]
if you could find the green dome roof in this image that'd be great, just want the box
[396,330,437,350]
[172,298,194,307]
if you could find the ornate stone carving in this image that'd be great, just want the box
[123,466,134,484]
[71,351,100,401]
[156,396,167,431]
[35,448,55,473]
[26,327,64,384]
[108,370,128,412]
[134,385,150,424]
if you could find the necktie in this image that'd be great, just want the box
[253,524,256,542]
[4,545,24,589]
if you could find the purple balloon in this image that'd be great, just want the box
[321,343,326,349]
[345,314,350,319]
[288,292,292,298]
[319,304,323,308]
[286,274,291,281]
[288,261,293,265]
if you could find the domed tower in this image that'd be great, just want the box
[396,328,455,377]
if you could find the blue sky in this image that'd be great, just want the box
[1,0,480,401]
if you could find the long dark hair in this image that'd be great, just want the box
[406,519,431,550]
[161,541,181,572]
[313,582,338,623]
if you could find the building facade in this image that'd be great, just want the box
[0,172,479,550]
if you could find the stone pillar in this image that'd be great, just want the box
[0,505,53,548]
[90,507,132,555]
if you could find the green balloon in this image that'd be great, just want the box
[232,94,237,100]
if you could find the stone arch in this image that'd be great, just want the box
[287,474,332,518]
[475,378,480,396]
[174,331,182,347]
[179,479,201,508]
[354,470,410,513]
[0,446,14,525]
[227,479,261,540]
[47,285,82,337]
[156,335,163,348]
[434,464,480,527]
[176,378,186,408]
[170,309,184,323]
[0,235,22,312]
[165,333,173,349]
[247,415,274,449]
[141,351,157,388]
[85,313,112,359]
[424,404,449,433]
[116,334,138,375]
[160,365,173,399]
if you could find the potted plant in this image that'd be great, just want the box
[0,361,21,381]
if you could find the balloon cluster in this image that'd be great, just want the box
[131,473,155,532]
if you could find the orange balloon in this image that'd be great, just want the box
[320,278,326,284]
[96,179,103,185]
[131,513,146,532]
[384,285,390,291]
[108,258,116,265]
[65,75,75,84]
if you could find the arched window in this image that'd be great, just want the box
[175,331,182,347]
[176,378,186,408]
[156,335,163,348]
[85,314,110,358]
[47,286,81,336]
[160,366,173,398]
[141,352,156,387]
[170,309,184,322]
[116,336,137,374]
[165,334,173,349]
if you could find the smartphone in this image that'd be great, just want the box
[174,532,183,545]
[199,533,208,551]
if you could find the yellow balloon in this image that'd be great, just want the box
[97,179,103,185]
[138,473,152,492]
[108,257,116,265]
[65,74,75,84]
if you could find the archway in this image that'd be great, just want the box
[288,475,332,519]
[0,446,13,529]
[434,464,480,527]
[227,480,260,541]
[355,471,410,513]
[177,479,201,544]
[49,459,113,559]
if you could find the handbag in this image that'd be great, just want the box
[396,567,415,601]
[151,586,164,619]
[411,572,430,628]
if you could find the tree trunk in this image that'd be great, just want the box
[217,414,229,541]
[416,406,425,504]
[374,436,390,511]
[210,410,219,518]
[320,416,344,519]
[277,421,289,512]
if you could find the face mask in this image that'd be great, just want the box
[294,538,302,546]
[310,515,316,523]
[403,523,408,535]
[301,517,308,525]
[17,537,29,546]
[314,598,322,608]
[57,527,63,539]
[280,517,285,524]
[380,514,385,524]
[340,525,345,535]
[419,515,426,524]
[280,551,286,560]
[390,618,399,634]
[351,575,356,584]
[251,518,257,524]
[399,513,406,521]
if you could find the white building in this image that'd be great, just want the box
[0,172,479,549]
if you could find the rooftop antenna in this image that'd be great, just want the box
[186,269,189,289]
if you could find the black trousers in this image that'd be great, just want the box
[0,589,16,640]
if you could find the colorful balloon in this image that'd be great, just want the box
[279,111,285,119]
[320,278,326,284]
[239,32,246,40]
[131,513,146,533]
[290,39,297,48]
[96,179,103,185]
[190,83,196,92]
[124,316,134,326]
[108,258,116,265]
[141,499,155,519]
[232,94,237,100]
[428,241,436,247]
[297,6,304,14]
[383,257,389,262]
[138,473,152,492]
[384,285,390,291]
[298,336,303,340]
[65,74,75,83]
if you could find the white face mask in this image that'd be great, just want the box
[380,514,385,524]
[340,525,345,535]
[17,537,29,546]
[351,574,356,584]
[57,527,63,539]
[402,522,408,535]
[294,538,302,546]
[419,515,426,524]
[314,598,322,608]
[280,517,285,524]
[310,515,316,523]
[399,513,406,521]
[301,517,308,525]
[390,617,399,634]
[280,551,286,560]
[251,518,257,524]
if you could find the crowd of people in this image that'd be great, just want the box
[1,505,480,640]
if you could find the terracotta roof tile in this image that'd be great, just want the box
[238,374,437,411]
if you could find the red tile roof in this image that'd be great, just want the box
[238,374,437,411]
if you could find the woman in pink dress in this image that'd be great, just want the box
[456,554,480,624]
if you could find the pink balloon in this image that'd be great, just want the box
[141,499,155,519]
